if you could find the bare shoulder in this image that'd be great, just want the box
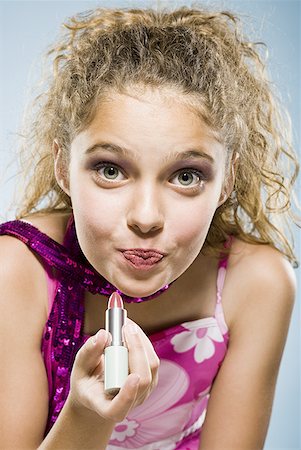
[0,213,70,307]
[0,210,71,316]
[20,209,72,245]
[200,240,297,447]
[228,237,296,286]
[223,237,296,330]
[0,229,53,447]
[0,232,49,323]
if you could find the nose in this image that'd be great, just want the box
[127,184,164,234]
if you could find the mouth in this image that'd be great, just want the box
[119,249,165,270]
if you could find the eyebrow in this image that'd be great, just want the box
[85,143,140,160]
[84,142,215,164]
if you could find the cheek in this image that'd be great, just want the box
[173,199,218,252]
[72,210,115,276]
[69,183,120,263]
[164,199,217,282]
[74,206,120,250]
[69,172,121,233]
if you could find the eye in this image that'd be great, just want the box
[102,166,119,180]
[170,169,205,188]
[93,162,126,182]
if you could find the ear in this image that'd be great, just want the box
[53,139,70,196]
[218,152,240,207]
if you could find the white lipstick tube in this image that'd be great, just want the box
[104,292,129,396]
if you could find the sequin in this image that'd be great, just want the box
[44,331,50,340]
[57,366,68,377]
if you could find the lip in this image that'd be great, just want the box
[119,249,166,271]
[120,248,166,258]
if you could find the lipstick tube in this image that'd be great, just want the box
[104,292,129,396]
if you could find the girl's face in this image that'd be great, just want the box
[57,88,228,297]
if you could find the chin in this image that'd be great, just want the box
[113,280,166,299]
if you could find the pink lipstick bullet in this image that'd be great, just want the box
[104,292,128,396]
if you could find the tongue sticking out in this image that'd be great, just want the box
[124,254,163,265]
[122,250,163,261]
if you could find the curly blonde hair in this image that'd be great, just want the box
[13,5,300,266]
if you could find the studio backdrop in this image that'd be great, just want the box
[0,1,300,449]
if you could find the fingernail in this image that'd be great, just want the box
[92,330,100,344]
[93,329,108,344]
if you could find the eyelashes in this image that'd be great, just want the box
[93,162,126,182]
[91,161,208,190]
[170,169,204,188]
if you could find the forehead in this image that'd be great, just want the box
[72,87,224,162]
[95,87,216,133]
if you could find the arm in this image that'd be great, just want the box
[0,236,159,450]
[0,236,50,449]
[200,247,296,450]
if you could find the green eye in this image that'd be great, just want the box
[178,172,195,185]
[93,162,125,182]
[171,169,203,187]
[103,166,119,179]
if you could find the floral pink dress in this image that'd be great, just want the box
[0,214,230,449]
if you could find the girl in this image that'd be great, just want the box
[0,4,299,449]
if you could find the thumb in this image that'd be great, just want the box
[73,329,110,377]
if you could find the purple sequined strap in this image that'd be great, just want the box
[0,217,172,303]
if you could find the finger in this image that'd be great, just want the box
[133,324,160,387]
[100,373,140,423]
[74,329,110,377]
[123,321,152,397]
[126,319,160,386]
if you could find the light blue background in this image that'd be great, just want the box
[0,1,300,448]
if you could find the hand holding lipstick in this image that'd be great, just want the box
[66,293,160,426]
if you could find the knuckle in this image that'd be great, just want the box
[135,387,152,407]
[135,398,144,407]
[152,373,159,390]
[138,375,152,392]
[151,356,160,372]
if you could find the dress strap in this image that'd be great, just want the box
[214,236,233,335]
[0,218,103,293]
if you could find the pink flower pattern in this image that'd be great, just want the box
[112,418,140,442]
[106,319,229,449]
[170,320,224,363]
